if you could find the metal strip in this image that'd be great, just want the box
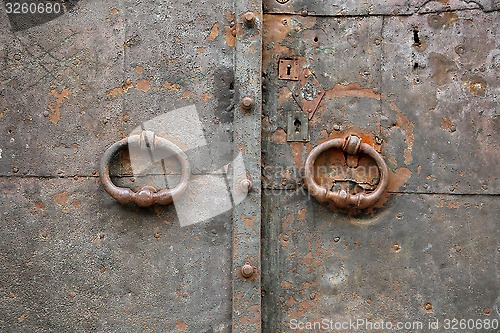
[232,0,263,332]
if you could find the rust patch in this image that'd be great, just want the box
[106,79,133,98]
[464,76,487,97]
[390,103,414,165]
[224,26,236,47]
[175,321,188,332]
[437,199,460,209]
[47,87,71,124]
[35,201,44,210]
[239,305,261,325]
[135,79,151,92]
[428,12,459,29]
[290,142,304,169]
[163,81,181,91]
[297,208,307,220]
[324,83,381,100]
[202,92,211,102]
[207,22,220,41]
[429,53,458,86]
[110,8,119,15]
[387,167,412,192]
[281,281,292,289]
[54,191,70,205]
[180,90,191,99]
[271,128,287,144]
[135,66,143,74]
[71,199,80,209]
[242,214,256,228]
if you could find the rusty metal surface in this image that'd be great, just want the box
[262,5,499,333]
[262,191,499,331]
[0,0,236,331]
[232,0,263,331]
[0,178,232,332]
[264,0,499,16]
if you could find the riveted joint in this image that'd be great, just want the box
[241,264,255,278]
[242,12,256,26]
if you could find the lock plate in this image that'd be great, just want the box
[287,111,309,142]
[278,58,300,81]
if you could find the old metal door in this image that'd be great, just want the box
[1,0,499,332]
[261,0,499,332]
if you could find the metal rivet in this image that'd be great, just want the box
[334,237,340,242]
[333,124,341,131]
[241,97,255,111]
[240,178,253,192]
[424,303,433,312]
[243,12,256,26]
[241,264,254,278]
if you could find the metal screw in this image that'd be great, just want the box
[241,264,255,278]
[282,234,289,241]
[243,12,256,26]
[333,124,341,131]
[334,237,340,242]
[424,303,433,311]
[241,97,255,111]
[43,111,49,117]
[375,136,383,144]
[13,54,21,61]
[12,167,19,174]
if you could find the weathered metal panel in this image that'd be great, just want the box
[262,191,499,331]
[261,5,499,333]
[263,0,499,16]
[0,0,237,332]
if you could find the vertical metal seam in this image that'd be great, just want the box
[232,0,263,332]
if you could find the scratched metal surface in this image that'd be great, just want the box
[261,7,499,333]
[264,0,499,16]
[0,0,236,332]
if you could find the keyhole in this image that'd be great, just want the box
[294,118,301,133]
[287,65,292,76]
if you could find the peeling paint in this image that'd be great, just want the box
[390,102,414,165]
[207,22,220,41]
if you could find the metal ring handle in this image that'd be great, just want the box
[99,134,190,207]
[304,134,389,209]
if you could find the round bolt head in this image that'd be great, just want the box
[241,97,255,111]
[243,12,256,26]
[241,264,254,278]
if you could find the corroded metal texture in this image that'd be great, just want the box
[232,0,263,331]
[0,0,236,331]
[264,0,499,15]
[262,5,498,333]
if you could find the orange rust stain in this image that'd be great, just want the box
[428,12,458,29]
[387,167,412,192]
[297,208,307,220]
[135,66,143,74]
[196,47,206,53]
[281,281,292,289]
[271,128,287,144]
[242,214,256,228]
[464,76,487,97]
[202,92,212,102]
[437,199,460,209]
[287,296,297,306]
[19,314,26,322]
[47,88,71,124]
[110,8,119,15]
[324,83,381,100]
[290,142,304,169]
[175,321,188,332]
[71,199,80,209]
[54,191,70,205]
[441,117,453,131]
[106,79,133,98]
[224,26,236,47]
[180,90,191,99]
[391,102,414,165]
[135,79,151,92]
[207,22,220,41]
[35,201,44,210]
[163,81,181,91]
[429,53,457,86]
[239,305,261,325]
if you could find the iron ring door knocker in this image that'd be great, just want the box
[304,134,389,210]
[100,132,190,207]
